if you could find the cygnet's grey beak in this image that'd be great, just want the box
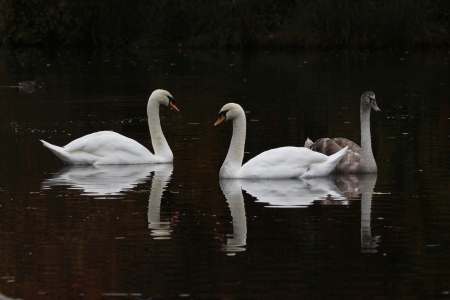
[371,100,380,112]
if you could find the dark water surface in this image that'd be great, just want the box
[0,49,449,299]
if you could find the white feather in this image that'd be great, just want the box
[215,103,347,178]
[41,89,178,165]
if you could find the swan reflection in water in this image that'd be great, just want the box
[146,164,176,239]
[241,177,348,208]
[218,176,346,256]
[219,179,248,256]
[41,164,176,239]
[41,164,157,197]
[333,173,380,253]
[219,174,379,254]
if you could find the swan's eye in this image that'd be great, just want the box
[368,97,375,103]
[218,110,229,119]
[168,96,175,104]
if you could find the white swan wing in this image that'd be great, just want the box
[64,131,146,154]
[44,131,154,164]
[42,90,178,165]
[67,131,153,164]
[239,147,328,178]
[63,131,117,150]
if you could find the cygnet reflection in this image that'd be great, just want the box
[240,177,347,208]
[219,179,247,256]
[41,164,157,198]
[333,173,380,253]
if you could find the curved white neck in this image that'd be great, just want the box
[220,112,246,178]
[148,100,173,160]
[359,106,377,172]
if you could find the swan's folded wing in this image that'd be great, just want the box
[240,147,328,178]
[63,131,150,158]
[63,131,117,150]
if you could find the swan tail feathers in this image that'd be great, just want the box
[40,139,72,164]
[301,146,348,178]
[328,145,348,162]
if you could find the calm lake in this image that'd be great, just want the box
[0,49,449,299]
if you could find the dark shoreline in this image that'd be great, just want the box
[1,0,449,51]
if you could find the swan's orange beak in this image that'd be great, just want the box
[169,101,179,112]
[214,114,226,126]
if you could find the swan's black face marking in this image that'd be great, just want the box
[214,110,229,126]
[367,95,380,112]
[167,96,179,111]
[218,109,229,119]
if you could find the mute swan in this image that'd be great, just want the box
[41,89,179,165]
[214,103,347,178]
[305,91,380,173]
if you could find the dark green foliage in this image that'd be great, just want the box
[0,0,448,50]
[0,0,152,49]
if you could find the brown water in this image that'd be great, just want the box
[0,49,449,299]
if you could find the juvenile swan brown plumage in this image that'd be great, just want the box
[305,91,380,173]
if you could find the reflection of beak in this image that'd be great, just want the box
[169,101,179,112]
[371,101,381,112]
[214,114,226,126]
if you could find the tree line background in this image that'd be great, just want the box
[0,0,449,50]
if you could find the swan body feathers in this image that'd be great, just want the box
[305,91,380,173]
[41,89,179,165]
[215,103,347,178]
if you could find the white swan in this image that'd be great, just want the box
[214,103,348,178]
[305,91,380,173]
[41,89,179,165]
